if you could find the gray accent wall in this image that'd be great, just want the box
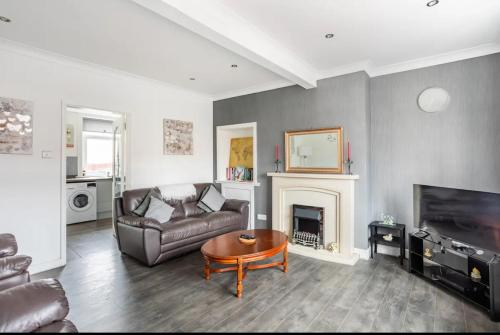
[214,53,500,250]
[214,72,371,248]
[370,53,500,236]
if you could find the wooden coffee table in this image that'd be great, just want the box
[201,229,288,298]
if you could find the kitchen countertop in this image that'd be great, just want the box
[66,176,113,183]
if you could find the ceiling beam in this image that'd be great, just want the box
[132,0,318,89]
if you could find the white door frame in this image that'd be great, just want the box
[59,101,127,269]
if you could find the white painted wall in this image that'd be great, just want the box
[0,40,213,273]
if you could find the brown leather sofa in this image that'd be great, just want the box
[0,233,32,291]
[115,183,249,266]
[0,278,77,332]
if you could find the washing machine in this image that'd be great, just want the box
[66,182,97,224]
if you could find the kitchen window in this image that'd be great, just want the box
[82,132,113,177]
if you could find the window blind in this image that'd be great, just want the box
[82,118,113,133]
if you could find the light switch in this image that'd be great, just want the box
[41,151,54,159]
[257,214,267,221]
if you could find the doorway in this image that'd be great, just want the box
[62,105,126,262]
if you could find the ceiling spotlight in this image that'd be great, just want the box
[325,33,334,39]
[189,77,196,81]
[0,16,11,23]
[426,0,439,7]
[231,64,238,68]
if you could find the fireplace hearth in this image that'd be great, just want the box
[292,204,324,249]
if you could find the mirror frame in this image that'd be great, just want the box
[285,127,344,174]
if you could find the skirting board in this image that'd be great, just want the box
[354,247,370,260]
[97,211,112,220]
[355,245,410,261]
[29,258,65,275]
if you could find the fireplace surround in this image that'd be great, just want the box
[268,172,360,265]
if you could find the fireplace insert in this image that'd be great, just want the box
[292,204,324,249]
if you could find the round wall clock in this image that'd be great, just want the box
[417,87,450,113]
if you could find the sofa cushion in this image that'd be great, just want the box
[122,188,152,215]
[195,211,242,231]
[35,319,78,333]
[183,202,206,217]
[198,185,226,212]
[160,218,209,244]
[132,189,161,216]
[0,255,32,281]
[194,183,212,200]
[117,215,163,231]
[196,185,213,213]
[196,201,213,213]
[0,271,30,292]
[0,234,18,258]
[157,183,196,203]
[159,224,241,253]
[163,199,185,220]
[144,198,175,223]
[0,279,70,333]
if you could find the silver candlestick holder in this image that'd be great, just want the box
[274,159,282,173]
[345,158,353,175]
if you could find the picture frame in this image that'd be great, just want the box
[285,127,343,174]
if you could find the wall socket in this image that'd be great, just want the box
[41,151,54,159]
[257,214,267,221]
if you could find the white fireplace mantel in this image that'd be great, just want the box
[267,172,360,265]
[267,172,359,180]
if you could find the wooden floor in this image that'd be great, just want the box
[34,220,500,332]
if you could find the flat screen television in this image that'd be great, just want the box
[414,184,500,253]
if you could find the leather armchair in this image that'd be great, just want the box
[0,278,77,333]
[0,233,32,291]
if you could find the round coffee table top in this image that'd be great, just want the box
[201,229,288,261]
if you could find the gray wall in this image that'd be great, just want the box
[370,53,500,234]
[214,72,371,248]
[214,53,500,250]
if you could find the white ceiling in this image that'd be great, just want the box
[219,0,500,75]
[0,0,499,100]
[0,0,288,97]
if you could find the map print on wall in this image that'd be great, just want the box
[229,137,253,168]
[163,119,193,155]
[0,96,34,155]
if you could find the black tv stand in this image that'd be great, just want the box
[409,231,500,321]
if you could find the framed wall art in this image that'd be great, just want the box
[0,96,34,155]
[163,119,193,155]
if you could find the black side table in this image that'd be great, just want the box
[369,221,406,265]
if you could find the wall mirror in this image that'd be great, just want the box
[285,127,343,174]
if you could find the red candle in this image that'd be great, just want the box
[348,140,351,161]
[276,144,279,161]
